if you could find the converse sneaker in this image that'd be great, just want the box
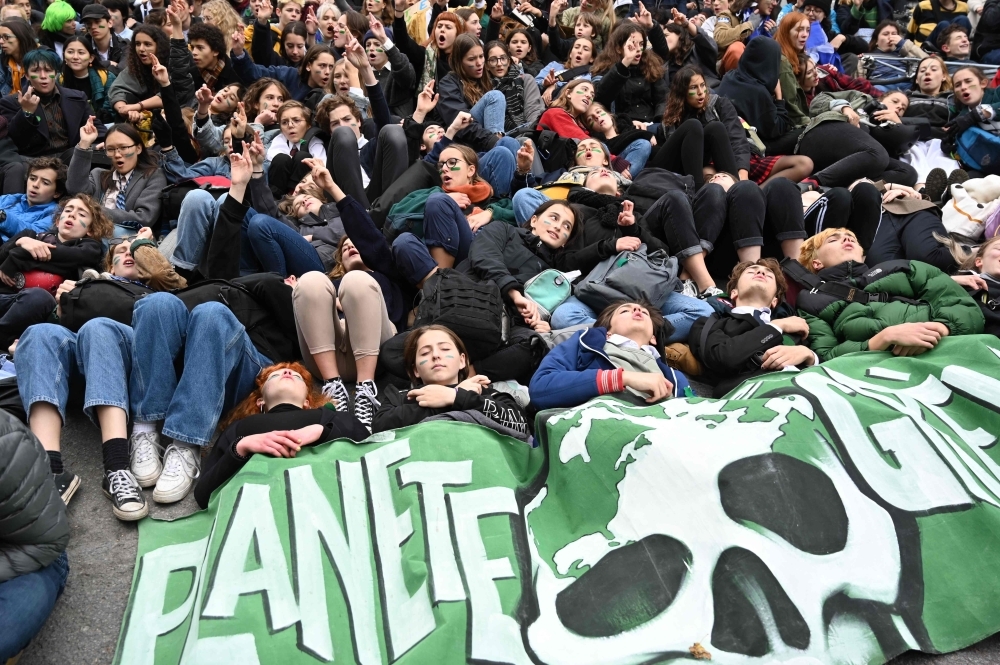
[354,381,380,431]
[321,378,351,412]
[130,430,164,488]
[53,471,81,506]
[680,279,698,298]
[102,469,148,521]
[152,444,201,504]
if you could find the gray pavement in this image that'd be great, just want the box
[15,412,1000,665]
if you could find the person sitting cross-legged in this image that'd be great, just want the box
[791,227,984,362]
[689,258,818,397]
[529,300,690,410]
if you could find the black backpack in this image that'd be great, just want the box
[59,279,155,332]
[524,124,578,172]
[627,167,698,218]
[414,269,507,361]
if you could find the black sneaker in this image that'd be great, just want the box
[53,471,81,506]
[354,381,380,432]
[924,168,948,202]
[102,469,149,521]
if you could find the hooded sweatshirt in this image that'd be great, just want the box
[717,38,791,142]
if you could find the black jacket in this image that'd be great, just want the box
[373,45,418,118]
[0,85,101,158]
[464,223,557,308]
[689,304,791,397]
[0,230,103,285]
[903,92,950,140]
[594,61,670,123]
[717,37,790,142]
[168,38,243,106]
[194,403,368,508]
[85,32,129,72]
[965,274,1000,337]
[555,189,655,274]
[664,27,720,88]
[657,93,751,172]
[372,384,528,434]
[975,0,1000,61]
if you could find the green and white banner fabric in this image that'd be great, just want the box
[116,335,1000,665]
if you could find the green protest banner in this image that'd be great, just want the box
[117,335,1000,664]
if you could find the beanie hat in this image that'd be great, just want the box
[800,0,830,15]
[363,26,393,44]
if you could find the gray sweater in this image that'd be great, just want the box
[67,146,167,229]
[0,411,69,582]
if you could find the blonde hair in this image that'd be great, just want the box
[105,242,188,291]
[798,227,858,272]
[201,0,243,45]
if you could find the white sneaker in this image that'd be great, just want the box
[699,286,725,299]
[680,279,699,298]
[153,443,201,504]
[130,430,163,488]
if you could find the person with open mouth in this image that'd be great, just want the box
[590,22,668,125]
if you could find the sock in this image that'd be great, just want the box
[132,420,157,435]
[102,437,129,473]
[47,450,63,475]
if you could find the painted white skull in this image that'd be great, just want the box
[524,394,904,664]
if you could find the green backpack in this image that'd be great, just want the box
[524,269,579,320]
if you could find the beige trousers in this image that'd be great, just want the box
[292,270,397,381]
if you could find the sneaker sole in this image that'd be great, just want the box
[102,488,149,521]
[60,476,82,506]
[133,466,163,488]
[152,482,194,504]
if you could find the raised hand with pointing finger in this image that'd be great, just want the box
[150,54,169,87]
[79,115,99,149]
[18,86,39,115]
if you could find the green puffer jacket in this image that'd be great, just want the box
[0,410,69,582]
[796,259,985,362]
[384,186,515,243]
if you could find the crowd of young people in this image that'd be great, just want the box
[3,0,1000,657]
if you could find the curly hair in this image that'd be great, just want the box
[55,194,114,240]
[220,362,332,429]
[590,23,663,83]
[315,93,362,129]
[449,33,492,105]
[201,0,244,44]
[125,24,169,94]
[726,258,787,305]
[187,22,228,60]
[27,156,67,197]
[664,23,694,66]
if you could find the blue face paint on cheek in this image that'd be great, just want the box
[418,359,429,365]
[444,355,455,359]
[112,256,121,266]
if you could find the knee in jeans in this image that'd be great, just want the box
[728,179,764,205]
[391,232,426,261]
[134,292,187,321]
[20,287,56,309]
[481,89,504,106]
[425,191,459,217]
[247,213,277,240]
[178,188,218,217]
[77,317,122,345]
[188,301,234,332]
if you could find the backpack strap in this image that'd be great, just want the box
[780,257,921,306]
[697,313,719,357]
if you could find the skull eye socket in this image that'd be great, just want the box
[719,453,849,555]
[711,547,811,656]
[555,534,691,637]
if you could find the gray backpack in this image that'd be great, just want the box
[574,244,680,313]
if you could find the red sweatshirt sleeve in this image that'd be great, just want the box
[537,108,591,140]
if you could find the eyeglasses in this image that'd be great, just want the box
[437,157,467,172]
[105,144,137,156]
[0,34,15,42]
[109,234,138,246]
[487,55,509,65]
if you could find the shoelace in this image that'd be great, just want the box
[107,470,142,501]
[131,432,163,464]
[161,445,200,481]
[322,380,351,412]
[354,383,381,424]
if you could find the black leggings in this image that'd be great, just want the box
[804,183,882,250]
[649,119,740,186]
[797,122,917,187]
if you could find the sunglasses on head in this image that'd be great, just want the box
[109,235,138,246]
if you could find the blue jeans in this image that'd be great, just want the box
[512,188,550,225]
[130,293,271,446]
[479,137,519,197]
[0,551,68,661]
[16,319,133,425]
[551,293,714,343]
[171,189,222,270]
[391,192,474,286]
[982,49,1000,64]
[468,89,506,135]
[244,214,325,277]
[619,138,652,176]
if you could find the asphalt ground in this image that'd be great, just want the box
[15,410,1000,665]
